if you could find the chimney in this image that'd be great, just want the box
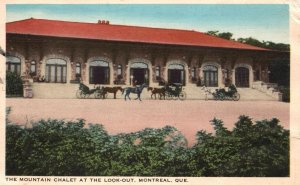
[97,20,110,25]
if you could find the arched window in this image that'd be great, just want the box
[75,63,81,77]
[6,56,21,75]
[168,64,184,70]
[89,60,110,84]
[45,58,67,83]
[30,61,36,75]
[130,62,148,68]
[203,65,218,87]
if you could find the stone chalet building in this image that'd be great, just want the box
[6,18,288,99]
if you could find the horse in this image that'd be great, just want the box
[102,86,123,99]
[147,87,166,100]
[122,83,148,101]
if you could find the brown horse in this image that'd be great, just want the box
[102,86,123,99]
[147,87,166,100]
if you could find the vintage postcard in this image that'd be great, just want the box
[0,0,299,185]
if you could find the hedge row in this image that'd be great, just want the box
[6,116,289,176]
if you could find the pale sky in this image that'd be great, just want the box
[6,4,289,44]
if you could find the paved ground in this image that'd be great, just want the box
[6,98,289,146]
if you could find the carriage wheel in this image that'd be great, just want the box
[179,91,187,100]
[212,93,218,101]
[219,93,225,101]
[232,93,240,101]
[76,90,86,99]
[173,96,179,100]
[166,93,172,100]
[94,91,102,99]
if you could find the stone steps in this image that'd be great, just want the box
[31,83,279,101]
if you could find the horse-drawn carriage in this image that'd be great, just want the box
[201,84,240,101]
[76,83,104,99]
[76,83,124,99]
[165,83,187,100]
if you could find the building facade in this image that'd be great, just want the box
[6,18,287,98]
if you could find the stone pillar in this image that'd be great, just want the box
[150,53,156,84]
[113,64,118,85]
[162,53,168,82]
[197,54,205,85]
[125,64,130,85]
[124,52,130,85]
[70,47,75,81]
[82,48,89,84]
[37,43,44,78]
[229,56,238,85]
[111,50,118,85]
[265,66,270,83]
[152,66,156,83]
[162,66,166,83]
[24,60,30,78]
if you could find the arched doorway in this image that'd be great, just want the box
[235,67,249,87]
[89,60,110,84]
[130,62,149,85]
[203,65,218,87]
[168,64,185,85]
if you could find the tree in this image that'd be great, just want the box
[206,31,234,40]
[206,30,290,52]
[218,32,233,40]
[237,37,264,48]
[206,30,219,37]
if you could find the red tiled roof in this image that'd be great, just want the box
[6,18,269,51]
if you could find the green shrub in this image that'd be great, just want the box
[6,116,289,176]
[191,116,289,177]
[6,71,23,96]
[279,86,290,102]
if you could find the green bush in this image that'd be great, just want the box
[6,116,289,176]
[191,116,289,177]
[279,86,290,102]
[6,71,23,96]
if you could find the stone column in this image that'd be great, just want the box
[162,53,168,82]
[152,66,156,83]
[150,53,156,84]
[187,55,193,84]
[112,51,118,85]
[229,56,238,85]
[82,48,89,84]
[124,52,130,85]
[70,47,75,81]
[197,54,205,85]
[37,43,44,78]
